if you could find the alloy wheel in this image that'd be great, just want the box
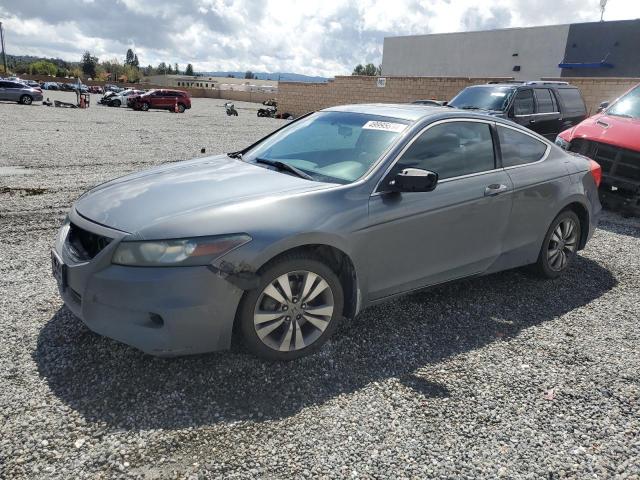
[547,218,578,271]
[253,270,334,352]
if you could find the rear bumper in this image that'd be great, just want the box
[54,214,244,356]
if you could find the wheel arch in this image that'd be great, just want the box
[252,243,360,321]
[558,199,590,250]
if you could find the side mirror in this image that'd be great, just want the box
[389,168,438,193]
[597,101,609,113]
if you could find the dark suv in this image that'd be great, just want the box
[131,89,191,113]
[448,81,587,140]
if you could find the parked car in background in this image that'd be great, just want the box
[52,104,601,359]
[556,83,640,216]
[98,90,117,105]
[22,80,41,89]
[88,85,104,94]
[42,82,60,90]
[105,84,124,93]
[0,80,43,104]
[131,89,191,112]
[448,81,587,140]
[107,89,145,107]
[126,91,145,107]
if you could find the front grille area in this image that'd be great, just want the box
[570,139,640,189]
[66,223,112,261]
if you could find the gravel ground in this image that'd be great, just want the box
[1,91,639,479]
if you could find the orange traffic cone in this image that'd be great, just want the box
[174,98,179,113]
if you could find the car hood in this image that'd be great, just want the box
[74,155,333,236]
[563,113,640,152]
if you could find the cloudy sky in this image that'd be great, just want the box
[1,0,639,77]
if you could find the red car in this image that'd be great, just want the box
[556,83,640,215]
[131,89,191,113]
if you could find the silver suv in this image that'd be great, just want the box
[0,80,44,105]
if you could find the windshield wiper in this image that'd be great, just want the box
[457,105,481,110]
[227,151,243,159]
[255,158,313,180]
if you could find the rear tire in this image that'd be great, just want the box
[20,95,33,105]
[177,103,186,113]
[533,210,581,279]
[238,255,344,361]
[141,102,150,111]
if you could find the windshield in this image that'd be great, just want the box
[242,111,409,183]
[449,86,516,111]
[607,85,640,119]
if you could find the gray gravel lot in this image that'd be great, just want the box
[1,91,639,479]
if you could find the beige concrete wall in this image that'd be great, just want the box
[277,75,640,117]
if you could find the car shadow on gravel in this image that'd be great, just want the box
[34,255,616,431]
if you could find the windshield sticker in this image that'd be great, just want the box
[362,121,407,133]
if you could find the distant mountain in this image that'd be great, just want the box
[6,54,72,68]
[198,71,329,83]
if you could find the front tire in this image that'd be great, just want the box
[177,103,186,113]
[141,102,150,111]
[20,95,33,105]
[534,210,581,278]
[110,99,121,107]
[238,256,344,360]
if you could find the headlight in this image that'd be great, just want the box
[55,216,71,252]
[555,135,570,150]
[112,234,251,267]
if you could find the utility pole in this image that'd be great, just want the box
[0,22,8,75]
[600,0,608,22]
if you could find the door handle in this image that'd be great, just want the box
[484,184,509,196]
[529,119,537,124]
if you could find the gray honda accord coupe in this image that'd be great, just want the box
[52,104,602,360]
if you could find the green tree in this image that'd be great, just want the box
[133,54,139,68]
[123,64,141,83]
[185,63,194,76]
[174,63,180,75]
[28,60,58,76]
[352,63,382,76]
[157,61,167,74]
[244,70,255,79]
[101,58,122,81]
[81,51,98,77]
[125,48,135,65]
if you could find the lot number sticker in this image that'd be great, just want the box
[363,121,407,133]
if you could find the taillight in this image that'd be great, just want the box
[589,159,602,187]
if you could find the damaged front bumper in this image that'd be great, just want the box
[569,139,640,216]
[53,211,246,356]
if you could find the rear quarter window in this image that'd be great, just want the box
[498,126,548,167]
[556,88,586,116]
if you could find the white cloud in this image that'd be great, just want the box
[1,0,639,77]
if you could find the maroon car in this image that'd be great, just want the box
[131,89,191,113]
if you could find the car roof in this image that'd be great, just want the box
[469,82,578,89]
[319,103,552,137]
[323,103,451,122]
